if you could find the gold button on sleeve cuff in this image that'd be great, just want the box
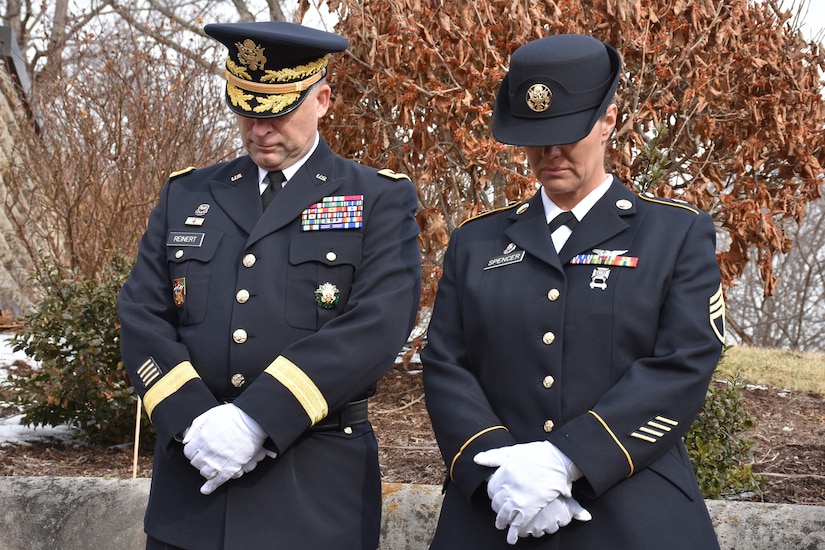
[143,361,200,418]
[588,410,635,477]
[264,356,328,424]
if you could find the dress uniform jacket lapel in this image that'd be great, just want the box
[246,140,344,247]
[504,191,564,271]
[209,157,262,235]
[558,179,637,262]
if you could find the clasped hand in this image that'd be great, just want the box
[182,403,276,495]
[474,441,591,544]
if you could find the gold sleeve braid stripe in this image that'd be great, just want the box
[588,410,635,477]
[264,356,328,425]
[143,361,201,418]
[449,426,509,481]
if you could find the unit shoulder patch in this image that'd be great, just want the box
[377,168,411,181]
[168,166,197,180]
[638,192,700,214]
[459,202,522,228]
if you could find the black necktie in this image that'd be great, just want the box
[261,170,285,210]
[548,211,578,233]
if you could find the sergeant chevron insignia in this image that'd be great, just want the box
[710,284,726,343]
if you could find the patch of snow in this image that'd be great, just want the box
[0,333,76,446]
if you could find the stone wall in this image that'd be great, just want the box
[1,478,824,550]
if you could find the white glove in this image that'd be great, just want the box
[474,441,578,534]
[512,496,591,544]
[182,403,270,495]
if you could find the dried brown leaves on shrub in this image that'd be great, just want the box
[322,0,825,311]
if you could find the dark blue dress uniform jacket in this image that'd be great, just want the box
[422,179,725,549]
[118,139,421,550]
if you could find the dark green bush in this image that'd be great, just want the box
[686,354,765,499]
[5,255,153,446]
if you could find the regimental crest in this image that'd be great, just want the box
[235,39,267,71]
[526,83,553,112]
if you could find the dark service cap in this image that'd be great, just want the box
[204,21,348,118]
[493,34,621,147]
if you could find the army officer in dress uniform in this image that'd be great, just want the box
[421,34,725,549]
[118,21,421,550]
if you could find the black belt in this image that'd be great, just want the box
[308,398,369,432]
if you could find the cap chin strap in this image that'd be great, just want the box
[223,67,325,95]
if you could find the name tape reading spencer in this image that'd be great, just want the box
[167,232,205,247]
[484,251,526,270]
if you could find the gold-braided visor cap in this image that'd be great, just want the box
[204,21,348,119]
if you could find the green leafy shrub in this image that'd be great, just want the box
[5,255,153,446]
[686,353,765,499]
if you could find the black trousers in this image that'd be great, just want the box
[146,537,188,550]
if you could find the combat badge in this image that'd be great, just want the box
[315,282,340,309]
[173,277,186,307]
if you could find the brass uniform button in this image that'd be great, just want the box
[547,288,560,301]
[542,332,556,345]
[242,254,257,268]
[543,420,555,432]
[543,375,555,389]
[232,329,248,344]
[236,289,250,303]
[231,373,246,388]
